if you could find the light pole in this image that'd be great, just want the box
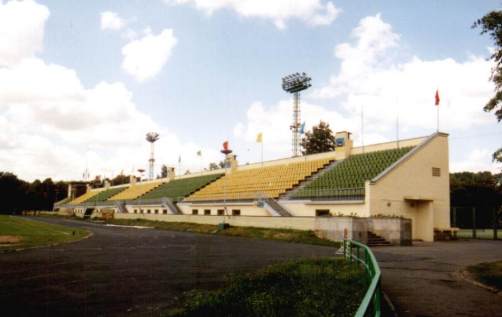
[282,72,311,157]
[220,141,232,227]
[146,132,160,180]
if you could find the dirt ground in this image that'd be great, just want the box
[0,235,21,244]
[0,217,334,317]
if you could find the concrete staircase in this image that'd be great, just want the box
[367,231,391,246]
[260,198,292,217]
[282,159,340,199]
[161,198,182,215]
[115,201,127,213]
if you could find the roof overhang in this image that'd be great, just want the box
[404,196,433,202]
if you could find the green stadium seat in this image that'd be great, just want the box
[292,147,413,200]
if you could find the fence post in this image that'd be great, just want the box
[494,207,500,241]
[472,207,476,239]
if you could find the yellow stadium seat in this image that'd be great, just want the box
[186,158,332,202]
[69,189,103,204]
[108,181,163,201]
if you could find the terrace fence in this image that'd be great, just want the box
[343,239,382,317]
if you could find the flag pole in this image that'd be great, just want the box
[435,89,440,133]
[261,141,263,166]
[396,113,400,149]
[436,103,439,132]
[396,97,400,149]
[361,105,365,153]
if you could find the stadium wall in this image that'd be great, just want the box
[366,133,450,241]
[279,200,366,217]
[112,212,409,244]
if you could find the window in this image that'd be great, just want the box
[155,209,159,214]
[232,209,241,216]
[432,167,441,177]
[192,209,198,215]
[316,209,330,217]
[217,209,224,216]
[204,209,211,215]
[147,209,151,214]
[140,209,144,214]
[134,209,137,214]
[163,209,167,214]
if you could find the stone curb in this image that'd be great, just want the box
[382,290,399,317]
[454,269,502,297]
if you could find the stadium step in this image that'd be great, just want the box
[281,159,338,199]
[260,198,292,217]
[367,231,392,246]
[161,197,182,214]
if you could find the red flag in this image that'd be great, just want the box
[435,89,440,106]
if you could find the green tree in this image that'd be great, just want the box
[111,173,130,186]
[0,172,71,213]
[450,171,502,228]
[450,171,501,206]
[473,11,502,164]
[160,165,169,178]
[300,121,336,155]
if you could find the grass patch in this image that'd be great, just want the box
[167,258,366,317]
[457,229,498,240]
[467,260,502,290]
[102,218,340,247]
[0,215,89,251]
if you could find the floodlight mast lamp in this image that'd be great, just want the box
[146,132,160,180]
[282,72,311,157]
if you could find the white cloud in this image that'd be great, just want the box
[0,56,219,180]
[165,0,340,29]
[0,1,216,181]
[0,0,49,66]
[100,11,126,31]
[121,28,178,82]
[314,14,494,133]
[451,148,501,173]
[234,14,499,173]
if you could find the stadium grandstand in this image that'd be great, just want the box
[56,131,451,243]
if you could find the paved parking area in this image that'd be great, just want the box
[0,217,334,317]
[373,240,502,317]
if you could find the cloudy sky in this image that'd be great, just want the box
[0,0,500,181]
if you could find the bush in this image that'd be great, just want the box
[168,258,366,317]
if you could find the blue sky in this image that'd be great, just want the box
[0,0,500,180]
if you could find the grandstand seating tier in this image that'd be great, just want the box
[186,158,332,202]
[83,187,127,203]
[68,189,102,205]
[109,181,162,201]
[292,147,413,199]
[140,173,224,202]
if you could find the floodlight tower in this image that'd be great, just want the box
[282,72,311,157]
[146,132,160,180]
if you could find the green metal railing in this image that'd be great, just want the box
[343,240,382,317]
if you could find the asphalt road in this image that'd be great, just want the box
[0,217,334,317]
[373,240,502,317]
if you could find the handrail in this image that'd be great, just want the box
[293,187,365,200]
[343,240,382,317]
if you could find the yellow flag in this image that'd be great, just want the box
[256,132,263,143]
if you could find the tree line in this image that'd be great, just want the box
[0,172,68,214]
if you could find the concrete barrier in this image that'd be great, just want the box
[114,213,376,243]
[367,217,411,245]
